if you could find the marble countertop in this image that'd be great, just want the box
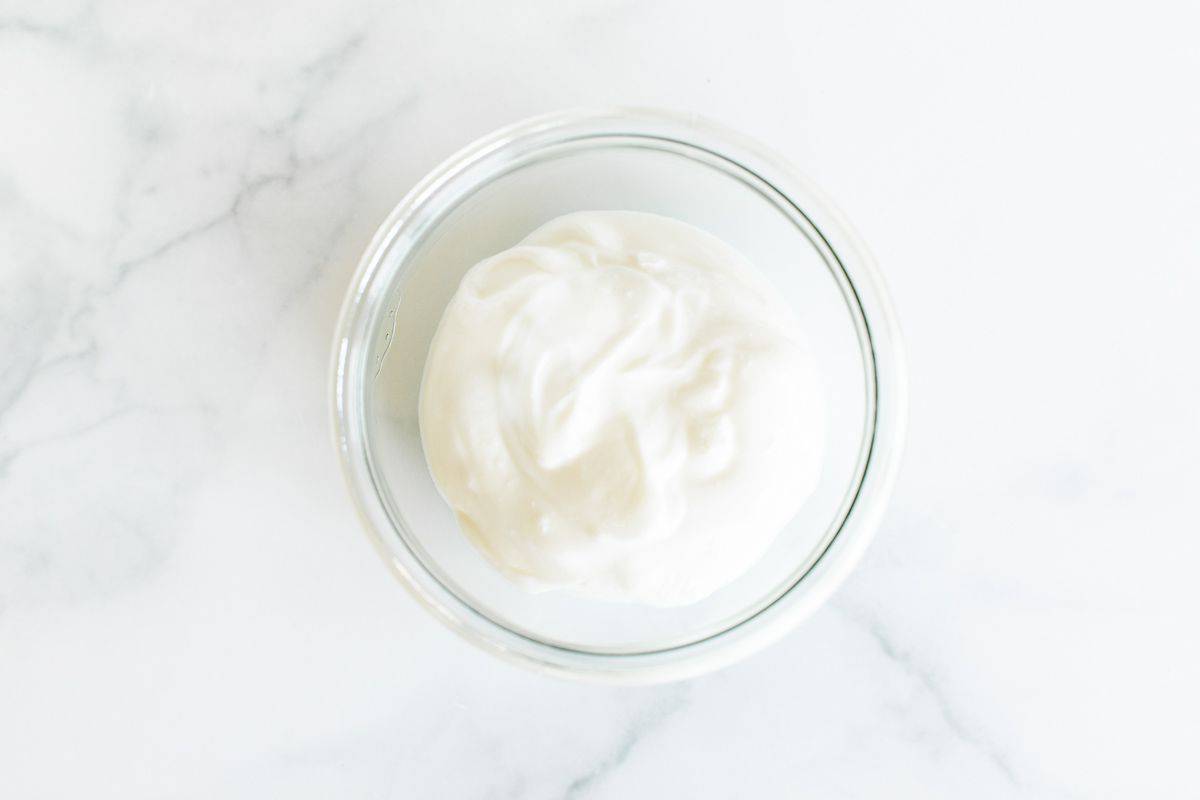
[3,1,1198,796]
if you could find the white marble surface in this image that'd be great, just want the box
[3,0,1199,796]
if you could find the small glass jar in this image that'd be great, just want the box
[331,108,906,683]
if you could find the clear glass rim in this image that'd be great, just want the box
[331,107,907,683]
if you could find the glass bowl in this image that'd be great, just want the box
[331,108,906,683]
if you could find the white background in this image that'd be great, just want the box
[2,0,1198,796]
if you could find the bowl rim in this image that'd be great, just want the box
[331,107,907,684]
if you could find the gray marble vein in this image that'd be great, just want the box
[834,601,1023,788]
[562,686,691,799]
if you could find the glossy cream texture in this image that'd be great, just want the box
[419,211,823,606]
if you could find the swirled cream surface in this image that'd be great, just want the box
[419,211,823,606]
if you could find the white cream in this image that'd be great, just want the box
[419,211,823,606]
